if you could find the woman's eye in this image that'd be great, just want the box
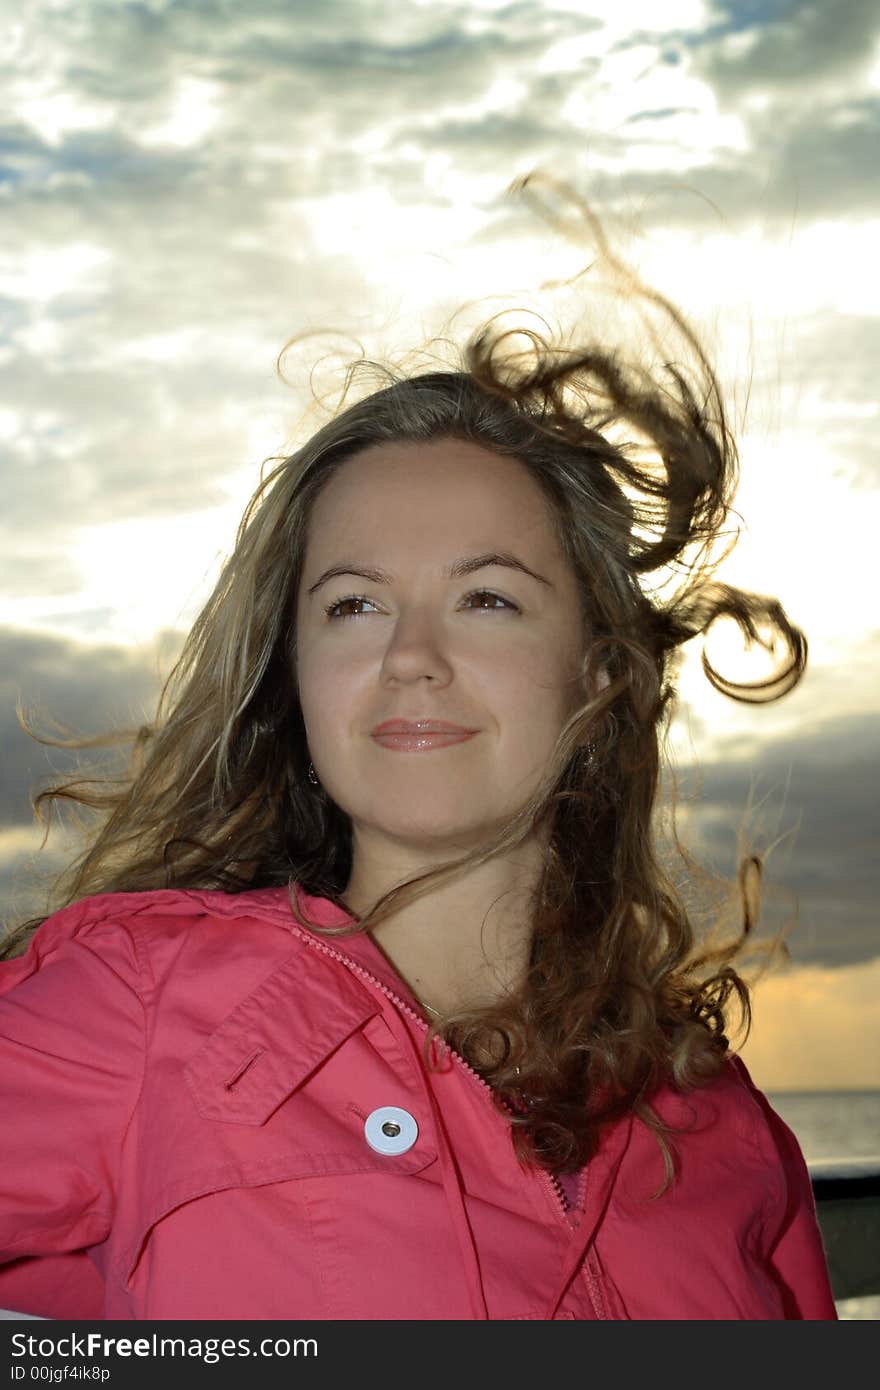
[463,589,518,612]
[324,595,378,619]
[323,589,518,620]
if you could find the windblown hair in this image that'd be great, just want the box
[5,182,805,1193]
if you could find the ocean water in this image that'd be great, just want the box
[765,1089,880,1163]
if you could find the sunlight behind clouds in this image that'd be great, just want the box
[63,507,243,647]
[0,242,112,305]
[139,76,224,150]
[15,83,109,145]
[547,0,709,29]
[690,430,880,658]
[739,958,880,1090]
[558,46,749,168]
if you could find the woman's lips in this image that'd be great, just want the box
[371,730,478,752]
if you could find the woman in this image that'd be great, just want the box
[0,209,837,1320]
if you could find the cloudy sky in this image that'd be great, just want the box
[2,0,878,1088]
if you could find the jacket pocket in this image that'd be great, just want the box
[115,1142,438,1291]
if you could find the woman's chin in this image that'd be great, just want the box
[352,815,497,855]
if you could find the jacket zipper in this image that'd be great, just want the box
[289,925,576,1227]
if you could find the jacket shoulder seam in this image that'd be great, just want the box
[725,1055,786,1240]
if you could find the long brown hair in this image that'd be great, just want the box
[4,180,805,1192]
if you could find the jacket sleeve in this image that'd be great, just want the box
[0,902,146,1276]
[730,1055,838,1320]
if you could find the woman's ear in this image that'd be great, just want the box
[579,662,609,701]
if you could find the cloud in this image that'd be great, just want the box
[0,349,262,536]
[0,624,183,828]
[0,824,78,937]
[614,2,879,230]
[525,96,880,231]
[699,0,880,97]
[6,0,570,155]
[670,702,880,969]
[784,311,880,412]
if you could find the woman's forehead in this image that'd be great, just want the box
[310,438,556,535]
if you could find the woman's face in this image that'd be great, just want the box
[294,436,593,858]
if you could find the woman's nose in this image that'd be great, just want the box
[379,606,454,684]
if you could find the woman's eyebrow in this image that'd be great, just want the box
[306,551,554,596]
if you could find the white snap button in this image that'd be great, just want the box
[364,1106,419,1156]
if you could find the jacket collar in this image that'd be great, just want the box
[287,881,429,1016]
[184,928,382,1125]
[184,879,432,1126]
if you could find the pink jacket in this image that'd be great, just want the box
[0,883,837,1320]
